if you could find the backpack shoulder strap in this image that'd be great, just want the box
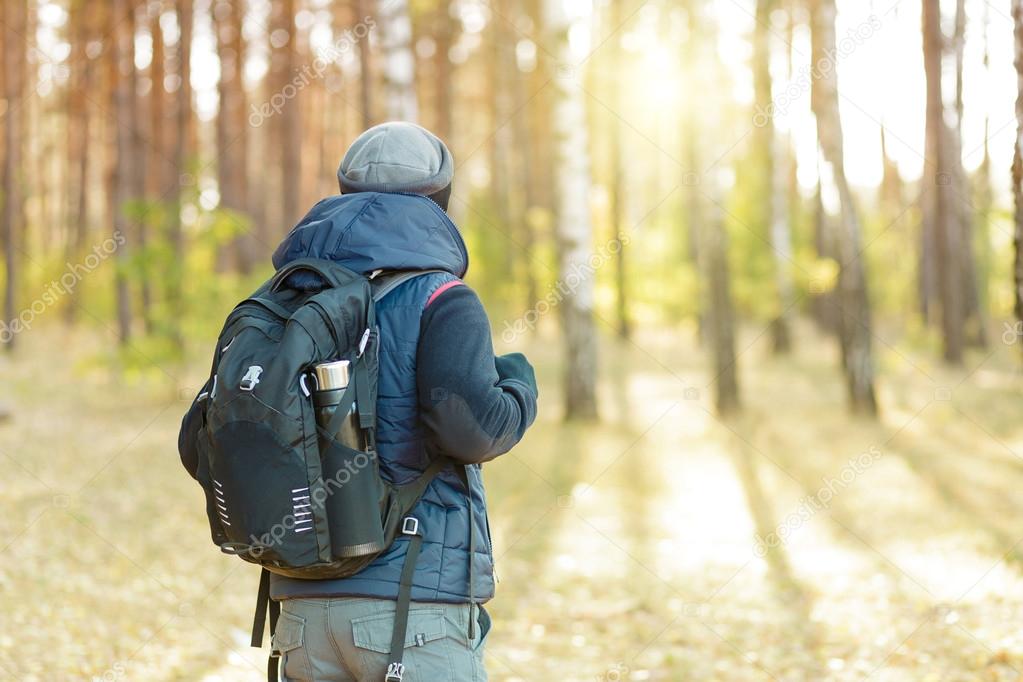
[370,269,448,303]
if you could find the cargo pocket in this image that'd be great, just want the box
[272,611,313,682]
[352,609,451,682]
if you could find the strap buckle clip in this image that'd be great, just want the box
[385,662,405,681]
[401,517,420,536]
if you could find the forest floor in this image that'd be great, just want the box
[2,320,1023,681]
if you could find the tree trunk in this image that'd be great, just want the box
[356,0,376,127]
[214,0,253,272]
[65,0,94,325]
[111,0,135,343]
[811,0,878,414]
[145,1,167,333]
[703,205,741,416]
[1013,0,1023,338]
[128,3,151,332]
[166,0,193,346]
[379,0,418,121]
[432,1,455,141]
[952,0,985,346]
[1,0,26,351]
[608,0,630,340]
[753,0,793,354]
[878,126,903,216]
[922,0,965,364]
[976,6,993,336]
[546,0,598,420]
[269,0,301,227]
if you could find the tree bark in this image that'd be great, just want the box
[111,0,136,343]
[1013,0,1023,338]
[1,0,26,351]
[546,0,598,420]
[922,0,965,364]
[703,205,741,416]
[811,0,878,414]
[269,0,302,227]
[356,0,376,127]
[379,0,418,121]
[753,0,793,354]
[432,1,455,141]
[214,0,253,272]
[608,0,630,340]
[952,0,985,346]
[65,0,94,324]
[166,0,193,345]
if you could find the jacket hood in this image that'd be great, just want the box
[271,192,468,278]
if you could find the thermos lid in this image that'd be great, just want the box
[314,360,351,391]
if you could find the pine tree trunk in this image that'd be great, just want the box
[379,0,418,121]
[111,0,135,343]
[145,2,167,333]
[1013,0,1023,338]
[65,0,93,325]
[432,1,455,141]
[703,205,741,416]
[547,0,598,420]
[214,0,253,271]
[923,0,965,364]
[608,0,630,341]
[269,0,301,227]
[1,0,26,351]
[951,0,986,347]
[811,0,878,414]
[166,0,193,346]
[753,0,793,354]
[356,0,375,127]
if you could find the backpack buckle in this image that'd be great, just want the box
[401,517,420,536]
[240,365,263,391]
[385,662,405,681]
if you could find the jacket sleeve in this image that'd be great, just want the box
[178,380,210,480]
[416,284,538,464]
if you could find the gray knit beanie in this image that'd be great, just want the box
[337,122,454,197]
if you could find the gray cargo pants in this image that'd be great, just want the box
[271,597,490,682]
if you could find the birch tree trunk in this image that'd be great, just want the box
[379,0,419,121]
[810,0,878,414]
[546,0,598,420]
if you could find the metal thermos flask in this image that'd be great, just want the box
[312,360,385,557]
[312,360,367,451]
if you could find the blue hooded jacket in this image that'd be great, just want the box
[264,192,527,604]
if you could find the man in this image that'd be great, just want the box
[179,122,538,681]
